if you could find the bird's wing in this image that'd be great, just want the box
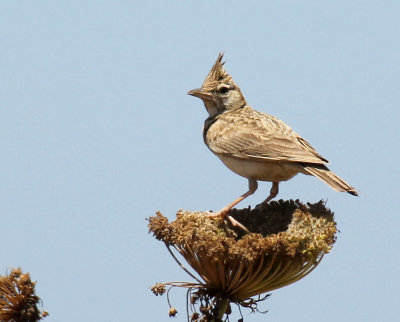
[206,108,328,164]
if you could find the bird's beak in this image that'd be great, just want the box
[187,88,213,101]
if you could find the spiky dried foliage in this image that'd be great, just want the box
[0,268,48,322]
[149,200,336,321]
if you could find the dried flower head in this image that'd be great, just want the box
[0,268,48,322]
[168,307,178,317]
[149,200,337,320]
[150,283,166,296]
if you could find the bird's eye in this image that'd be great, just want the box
[219,86,229,94]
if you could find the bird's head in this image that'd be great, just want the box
[188,53,247,118]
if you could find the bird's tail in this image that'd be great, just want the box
[302,165,358,196]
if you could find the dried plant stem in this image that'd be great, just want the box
[165,243,202,284]
[212,297,229,322]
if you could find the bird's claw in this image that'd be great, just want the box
[205,211,249,233]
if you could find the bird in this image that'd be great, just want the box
[188,53,357,222]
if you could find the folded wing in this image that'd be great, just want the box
[206,108,328,165]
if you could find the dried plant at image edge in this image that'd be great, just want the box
[149,200,337,321]
[0,268,48,322]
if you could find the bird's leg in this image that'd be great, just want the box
[209,178,258,217]
[262,181,279,204]
[207,179,258,232]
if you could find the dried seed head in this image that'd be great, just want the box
[190,312,200,321]
[0,268,48,322]
[168,307,178,317]
[149,200,336,302]
[150,283,166,296]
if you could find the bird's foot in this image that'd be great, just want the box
[205,209,227,218]
[261,198,271,206]
[205,210,249,233]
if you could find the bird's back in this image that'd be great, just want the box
[205,105,328,166]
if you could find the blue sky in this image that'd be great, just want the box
[1,1,399,321]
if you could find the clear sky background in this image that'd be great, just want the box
[1,1,399,321]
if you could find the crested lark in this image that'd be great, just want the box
[188,53,357,220]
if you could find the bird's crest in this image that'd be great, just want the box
[202,53,234,91]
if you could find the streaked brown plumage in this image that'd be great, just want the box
[188,53,357,220]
